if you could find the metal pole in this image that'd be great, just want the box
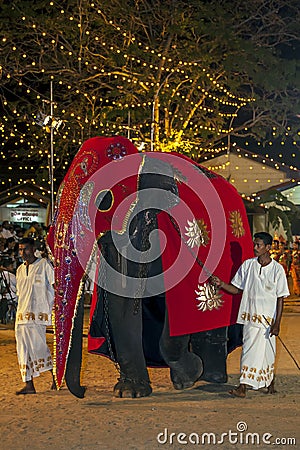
[262,315,300,371]
[127,111,131,140]
[50,80,54,223]
[150,100,155,152]
[227,106,240,180]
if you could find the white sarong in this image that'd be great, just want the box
[239,322,276,389]
[15,323,53,382]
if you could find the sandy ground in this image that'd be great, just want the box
[0,303,299,450]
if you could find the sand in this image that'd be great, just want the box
[0,306,299,450]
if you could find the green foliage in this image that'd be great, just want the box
[254,190,300,242]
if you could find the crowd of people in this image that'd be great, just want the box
[270,237,300,296]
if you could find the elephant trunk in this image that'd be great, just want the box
[65,292,86,398]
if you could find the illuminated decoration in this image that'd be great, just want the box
[0,1,299,195]
[185,218,210,248]
[0,2,257,188]
[229,210,245,238]
[195,282,223,312]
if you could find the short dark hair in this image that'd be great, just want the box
[20,237,35,247]
[254,232,273,246]
[1,258,14,268]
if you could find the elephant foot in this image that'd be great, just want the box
[168,353,203,390]
[191,328,228,385]
[171,370,199,390]
[199,371,228,384]
[113,378,152,398]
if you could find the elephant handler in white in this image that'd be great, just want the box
[15,237,56,395]
[211,232,289,398]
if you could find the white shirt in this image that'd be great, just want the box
[16,258,54,326]
[0,229,15,239]
[231,257,290,328]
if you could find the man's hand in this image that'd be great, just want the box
[270,323,280,337]
[210,276,241,295]
[210,275,223,289]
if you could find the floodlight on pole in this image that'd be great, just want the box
[44,81,62,223]
[36,82,62,224]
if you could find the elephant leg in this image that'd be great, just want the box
[191,327,228,383]
[159,309,203,390]
[107,293,152,398]
[65,292,86,398]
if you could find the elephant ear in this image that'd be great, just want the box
[151,152,253,336]
[47,136,140,388]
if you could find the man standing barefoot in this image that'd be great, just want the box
[212,232,289,398]
[15,238,56,395]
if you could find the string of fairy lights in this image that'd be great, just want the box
[1,0,300,197]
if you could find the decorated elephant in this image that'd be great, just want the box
[47,136,253,398]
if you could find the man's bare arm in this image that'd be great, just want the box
[210,276,242,295]
[270,297,284,337]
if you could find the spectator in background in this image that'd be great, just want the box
[0,221,15,240]
[270,239,280,260]
[0,258,17,323]
[0,238,7,260]
[290,241,300,296]
[5,237,18,267]
[277,241,291,277]
[14,227,25,243]
[23,221,44,239]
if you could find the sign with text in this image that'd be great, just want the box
[9,208,44,223]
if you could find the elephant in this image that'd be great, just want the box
[47,136,253,398]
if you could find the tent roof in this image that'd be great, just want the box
[0,181,50,208]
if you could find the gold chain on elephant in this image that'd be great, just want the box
[103,289,121,374]
[102,273,150,386]
[100,256,121,375]
[132,211,155,315]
